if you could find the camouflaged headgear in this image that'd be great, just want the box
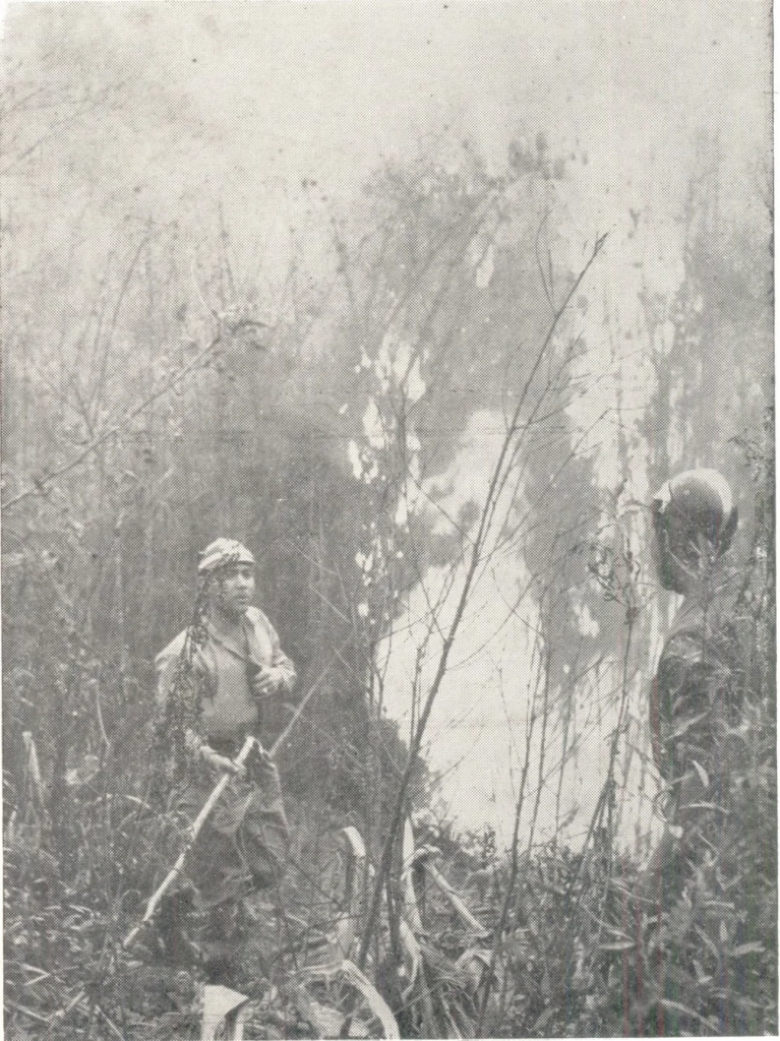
[197,538,256,576]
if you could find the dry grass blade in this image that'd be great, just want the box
[296,961,400,1039]
[340,960,401,1040]
[421,861,490,938]
[200,985,249,1041]
[659,998,720,1033]
[292,984,346,1038]
[399,919,422,998]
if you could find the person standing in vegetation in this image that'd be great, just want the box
[644,469,743,901]
[154,538,297,986]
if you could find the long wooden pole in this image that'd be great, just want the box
[44,653,341,1035]
[122,654,338,951]
[122,733,258,950]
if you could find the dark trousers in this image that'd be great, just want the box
[161,742,289,979]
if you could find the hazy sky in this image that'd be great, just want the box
[4,2,770,337]
[4,2,769,326]
[4,2,770,213]
[3,2,770,307]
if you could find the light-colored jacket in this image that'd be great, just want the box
[156,606,296,740]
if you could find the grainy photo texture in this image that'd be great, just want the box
[2,3,774,1037]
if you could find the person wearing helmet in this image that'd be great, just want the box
[644,469,743,901]
[153,538,296,985]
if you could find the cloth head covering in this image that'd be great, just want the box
[198,538,256,575]
[651,468,737,555]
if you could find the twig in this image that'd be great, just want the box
[22,731,47,810]
[6,998,51,1024]
[357,232,607,971]
[268,643,350,758]
[475,643,545,1036]
[1,329,223,512]
[94,1005,125,1041]
[88,236,151,428]
[43,988,85,1037]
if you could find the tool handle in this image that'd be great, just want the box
[122,735,257,950]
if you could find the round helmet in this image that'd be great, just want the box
[651,469,737,590]
[197,538,255,576]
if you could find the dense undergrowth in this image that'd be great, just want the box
[4,426,776,1039]
[2,76,774,1034]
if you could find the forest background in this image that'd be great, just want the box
[2,3,775,1038]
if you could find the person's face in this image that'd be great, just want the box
[212,563,255,619]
